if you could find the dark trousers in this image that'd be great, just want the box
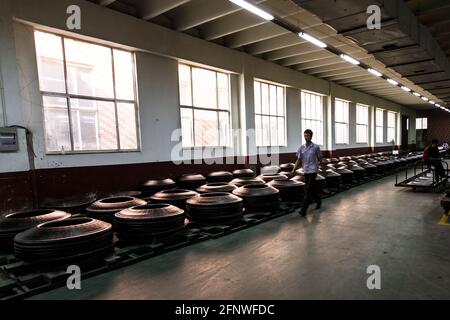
[430,160,446,181]
[303,173,321,209]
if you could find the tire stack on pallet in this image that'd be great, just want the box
[14,217,114,264]
[186,193,244,225]
[0,210,71,251]
[115,204,187,241]
[87,196,147,223]
[150,189,198,210]
[232,184,280,213]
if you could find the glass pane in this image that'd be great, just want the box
[377,110,383,126]
[388,128,395,143]
[192,67,217,108]
[376,126,383,143]
[301,92,305,119]
[261,83,269,114]
[269,85,277,116]
[255,115,262,146]
[416,118,421,130]
[254,81,261,114]
[43,96,71,152]
[335,123,348,144]
[315,120,323,145]
[194,109,219,146]
[179,65,192,106]
[262,115,270,146]
[34,31,66,93]
[423,118,427,129]
[117,102,138,149]
[70,98,117,151]
[270,116,278,146]
[357,124,367,143]
[217,72,230,110]
[219,111,231,146]
[180,108,193,147]
[113,49,135,100]
[278,117,285,146]
[65,38,114,98]
[277,87,284,116]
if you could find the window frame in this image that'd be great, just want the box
[355,103,369,144]
[334,98,349,145]
[301,90,324,146]
[416,117,428,130]
[387,111,396,144]
[35,30,141,155]
[375,108,384,144]
[178,63,233,149]
[254,79,287,147]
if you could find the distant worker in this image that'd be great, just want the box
[423,139,447,181]
[291,129,322,217]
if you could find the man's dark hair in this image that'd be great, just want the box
[304,129,313,136]
[432,139,438,144]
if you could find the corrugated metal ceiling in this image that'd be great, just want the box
[88,0,450,110]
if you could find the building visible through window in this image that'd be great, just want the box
[376,108,384,143]
[334,99,349,144]
[178,64,231,148]
[34,30,139,153]
[254,80,286,147]
[356,104,369,143]
[301,91,323,145]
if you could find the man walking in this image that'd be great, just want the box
[291,129,322,217]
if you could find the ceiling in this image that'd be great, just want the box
[88,0,450,110]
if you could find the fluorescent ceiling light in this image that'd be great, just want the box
[435,104,441,107]
[340,54,360,65]
[401,86,411,92]
[413,92,421,97]
[387,79,398,85]
[229,0,274,20]
[299,32,327,48]
[429,100,435,104]
[421,96,428,101]
[368,68,382,77]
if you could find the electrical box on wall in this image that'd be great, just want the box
[0,127,18,152]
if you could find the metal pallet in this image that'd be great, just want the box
[0,166,412,300]
[395,161,449,190]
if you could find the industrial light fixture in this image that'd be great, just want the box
[435,103,441,107]
[368,68,382,77]
[413,92,421,97]
[340,54,360,65]
[298,32,327,48]
[387,79,398,86]
[429,100,435,104]
[229,0,274,20]
[421,96,429,101]
[401,86,411,92]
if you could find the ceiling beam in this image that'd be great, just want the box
[134,0,190,20]
[171,0,267,32]
[98,0,116,6]
[226,23,289,49]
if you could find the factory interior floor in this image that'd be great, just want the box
[31,171,450,300]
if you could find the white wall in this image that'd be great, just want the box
[0,0,418,174]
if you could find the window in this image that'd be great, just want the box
[254,80,286,146]
[356,104,369,143]
[416,117,428,130]
[334,99,349,144]
[178,64,231,147]
[34,31,139,153]
[387,111,396,143]
[376,108,384,143]
[301,91,323,145]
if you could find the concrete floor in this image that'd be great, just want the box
[31,173,450,300]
